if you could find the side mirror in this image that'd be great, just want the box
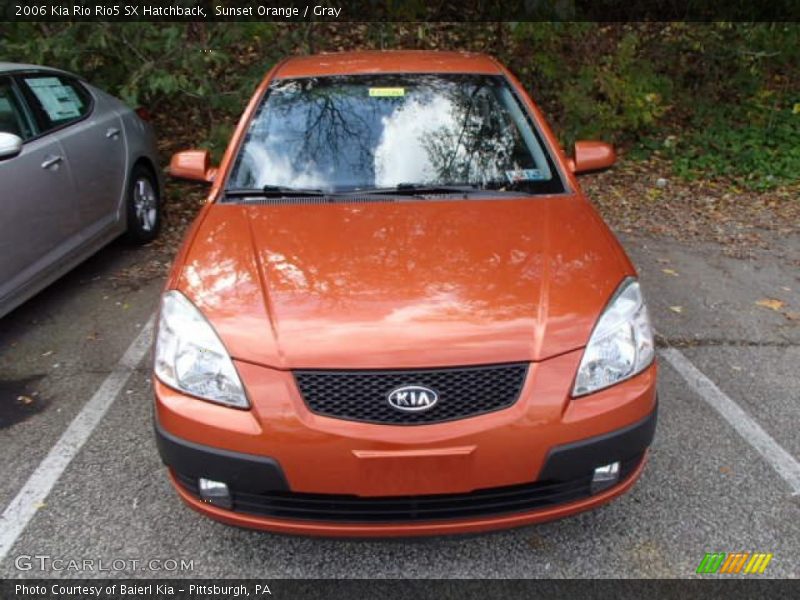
[169,149,217,183]
[570,140,616,175]
[0,132,23,160]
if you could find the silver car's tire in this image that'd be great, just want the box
[124,165,161,244]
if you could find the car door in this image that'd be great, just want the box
[0,75,79,307]
[17,73,126,237]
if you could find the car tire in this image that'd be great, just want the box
[123,165,161,244]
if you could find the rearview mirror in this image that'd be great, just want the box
[169,149,217,183]
[570,141,616,175]
[0,132,23,160]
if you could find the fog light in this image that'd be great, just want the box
[590,461,620,494]
[198,478,232,509]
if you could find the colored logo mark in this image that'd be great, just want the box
[696,552,773,574]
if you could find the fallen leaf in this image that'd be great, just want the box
[661,268,679,276]
[784,311,800,321]
[756,298,785,311]
[41,350,53,357]
[669,306,684,313]
[17,395,34,405]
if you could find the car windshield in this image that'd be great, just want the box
[226,74,565,195]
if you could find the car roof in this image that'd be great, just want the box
[273,51,503,79]
[0,62,75,77]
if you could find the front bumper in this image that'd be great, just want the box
[154,349,657,536]
[157,410,654,536]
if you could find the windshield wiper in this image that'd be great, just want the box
[343,183,479,196]
[225,185,326,199]
[225,183,526,203]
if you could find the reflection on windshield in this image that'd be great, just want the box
[228,74,564,194]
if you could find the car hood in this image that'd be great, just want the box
[175,196,632,369]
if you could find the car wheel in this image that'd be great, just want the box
[123,165,161,244]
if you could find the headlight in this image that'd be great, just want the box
[154,290,248,408]
[572,278,654,397]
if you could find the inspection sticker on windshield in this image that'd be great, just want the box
[369,87,405,97]
[505,169,547,183]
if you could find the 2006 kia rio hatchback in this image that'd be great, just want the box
[154,51,657,536]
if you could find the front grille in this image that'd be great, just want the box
[174,454,642,523]
[293,363,528,425]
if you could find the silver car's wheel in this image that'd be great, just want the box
[133,177,158,232]
[124,165,161,244]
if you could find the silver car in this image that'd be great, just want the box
[0,62,162,318]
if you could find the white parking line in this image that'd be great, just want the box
[0,315,155,564]
[661,347,800,496]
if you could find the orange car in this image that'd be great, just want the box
[153,51,657,537]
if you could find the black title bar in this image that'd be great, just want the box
[3,579,800,600]
[2,0,800,22]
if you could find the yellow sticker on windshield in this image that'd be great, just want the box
[369,87,405,97]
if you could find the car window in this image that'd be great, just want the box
[228,74,565,195]
[20,75,91,132]
[0,78,35,140]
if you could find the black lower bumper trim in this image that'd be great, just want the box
[172,456,643,522]
[538,402,658,482]
[154,421,289,493]
[157,403,656,523]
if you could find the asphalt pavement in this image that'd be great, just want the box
[0,229,798,579]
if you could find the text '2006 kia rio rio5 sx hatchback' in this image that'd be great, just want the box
[154,51,657,537]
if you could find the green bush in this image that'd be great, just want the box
[508,22,799,189]
[663,101,800,190]
[1,23,282,107]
